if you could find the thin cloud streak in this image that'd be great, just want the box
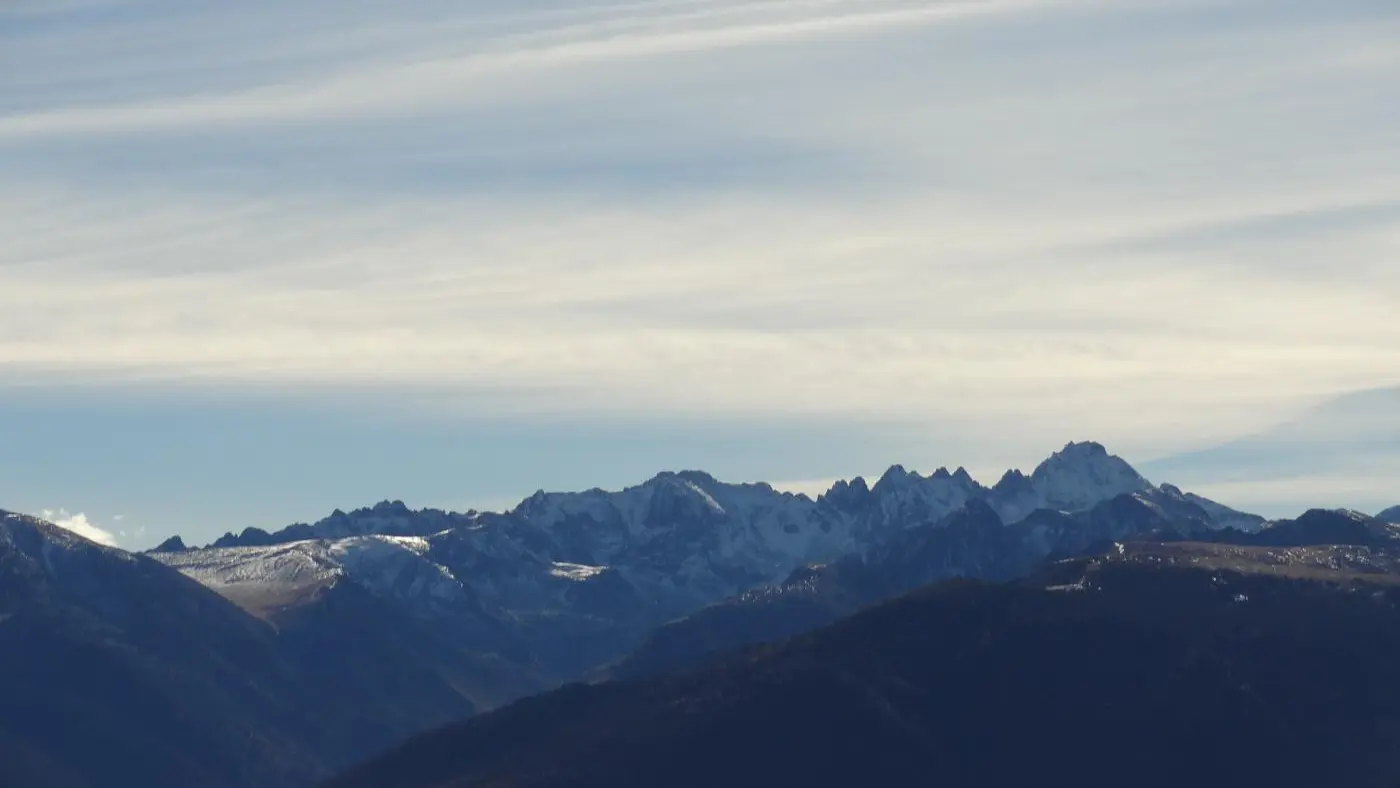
[0,0,1065,139]
[4,179,1400,456]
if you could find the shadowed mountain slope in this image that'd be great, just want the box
[328,547,1400,788]
[0,512,499,788]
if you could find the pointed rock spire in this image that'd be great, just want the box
[150,535,188,553]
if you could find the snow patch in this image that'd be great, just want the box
[682,481,726,515]
[549,562,608,581]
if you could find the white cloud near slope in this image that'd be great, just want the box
[39,509,120,547]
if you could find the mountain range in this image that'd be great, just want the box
[144,442,1263,686]
[4,441,1397,787]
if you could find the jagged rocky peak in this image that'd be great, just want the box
[369,499,413,515]
[210,531,239,548]
[1030,441,1152,511]
[513,489,552,515]
[910,465,981,489]
[821,476,872,511]
[872,464,920,493]
[211,527,276,549]
[150,535,188,553]
[993,469,1034,496]
[985,467,1041,524]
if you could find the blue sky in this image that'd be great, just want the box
[2,0,1398,548]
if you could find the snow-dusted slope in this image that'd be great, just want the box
[156,534,474,616]
[509,470,861,602]
[163,539,342,591]
[209,500,476,548]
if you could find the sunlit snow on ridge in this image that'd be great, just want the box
[549,562,608,581]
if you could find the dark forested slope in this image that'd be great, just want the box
[330,545,1400,788]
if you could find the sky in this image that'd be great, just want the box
[1,0,1397,548]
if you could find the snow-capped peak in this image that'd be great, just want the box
[1029,441,1152,511]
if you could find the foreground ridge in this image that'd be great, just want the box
[326,543,1400,788]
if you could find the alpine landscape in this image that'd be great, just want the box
[4,0,1398,785]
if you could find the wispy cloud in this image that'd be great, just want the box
[38,509,120,547]
[3,183,1397,455]
[0,0,1062,138]
[1,0,1398,470]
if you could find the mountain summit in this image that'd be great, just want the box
[1029,441,1153,510]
